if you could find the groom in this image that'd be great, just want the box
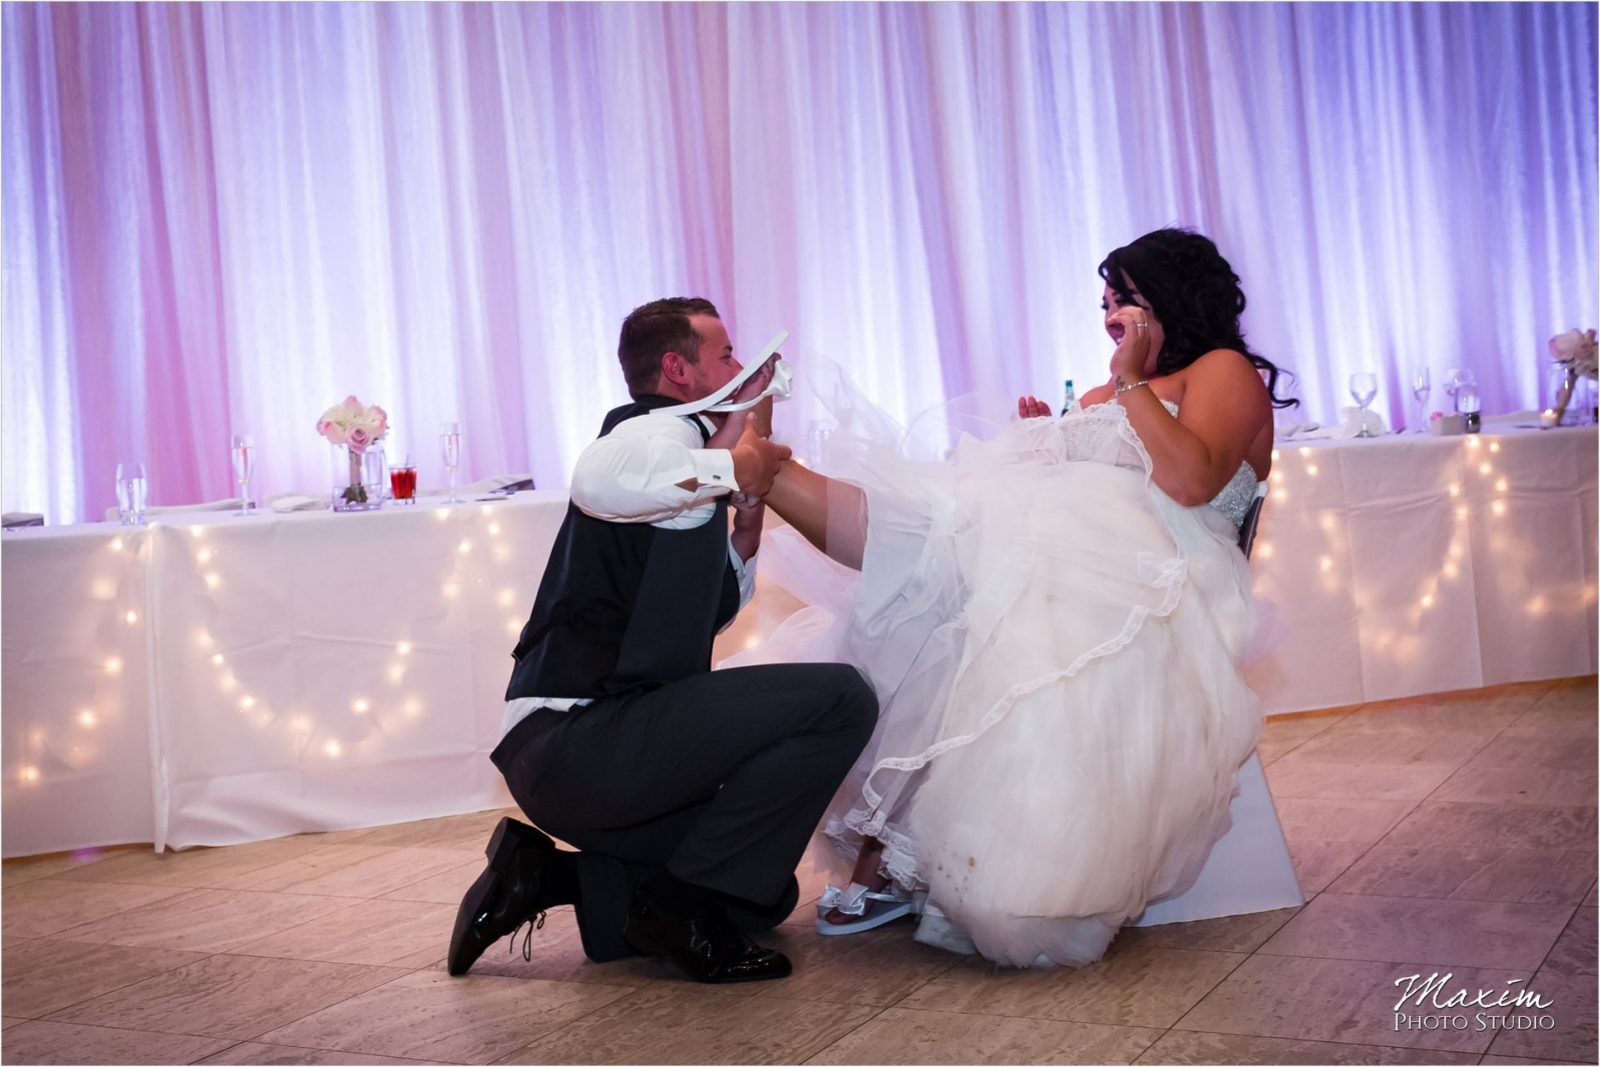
[448,298,877,983]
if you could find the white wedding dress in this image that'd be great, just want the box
[731,385,1296,967]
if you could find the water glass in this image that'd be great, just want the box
[1457,383,1482,433]
[440,422,462,504]
[390,460,418,504]
[802,420,833,469]
[362,446,388,504]
[1444,368,1477,412]
[230,434,256,516]
[1348,372,1379,438]
[115,462,148,525]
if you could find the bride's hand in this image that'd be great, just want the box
[1016,395,1053,419]
[1107,306,1156,381]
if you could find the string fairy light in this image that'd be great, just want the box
[16,430,1576,849]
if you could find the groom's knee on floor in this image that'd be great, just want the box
[821,663,879,739]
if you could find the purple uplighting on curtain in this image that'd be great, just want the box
[4,2,1595,524]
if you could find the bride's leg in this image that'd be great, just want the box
[763,464,867,571]
[744,403,868,569]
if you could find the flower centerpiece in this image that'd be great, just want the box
[1547,328,1598,425]
[317,396,390,507]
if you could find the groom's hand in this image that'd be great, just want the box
[730,489,766,564]
[730,426,791,498]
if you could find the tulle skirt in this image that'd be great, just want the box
[731,386,1263,967]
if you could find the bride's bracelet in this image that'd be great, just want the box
[1114,376,1152,396]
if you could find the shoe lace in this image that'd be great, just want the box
[508,910,546,962]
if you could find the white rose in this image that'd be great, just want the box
[1577,330,1599,378]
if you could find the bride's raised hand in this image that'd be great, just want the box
[1106,306,1157,381]
[1017,395,1053,419]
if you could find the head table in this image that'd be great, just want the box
[3,425,1595,857]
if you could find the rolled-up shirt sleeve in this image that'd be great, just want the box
[729,542,758,608]
[570,412,739,526]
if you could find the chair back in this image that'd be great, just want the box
[1237,483,1268,559]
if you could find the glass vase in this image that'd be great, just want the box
[331,443,385,511]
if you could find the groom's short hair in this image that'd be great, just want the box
[618,297,720,398]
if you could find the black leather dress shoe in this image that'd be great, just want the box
[447,817,557,976]
[622,889,793,983]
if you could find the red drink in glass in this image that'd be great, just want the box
[390,466,417,503]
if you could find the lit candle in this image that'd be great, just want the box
[1539,408,1559,429]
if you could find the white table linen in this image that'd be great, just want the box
[4,426,1595,858]
[1244,425,1597,712]
[4,495,566,856]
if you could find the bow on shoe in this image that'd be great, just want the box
[817,882,880,917]
[815,882,915,936]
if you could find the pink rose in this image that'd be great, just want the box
[368,405,389,439]
[347,425,371,454]
[317,419,348,446]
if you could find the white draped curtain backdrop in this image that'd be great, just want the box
[4,2,1595,524]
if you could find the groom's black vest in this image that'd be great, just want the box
[504,395,742,701]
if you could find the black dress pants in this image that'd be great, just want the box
[491,662,877,961]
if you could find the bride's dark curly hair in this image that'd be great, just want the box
[1100,228,1298,408]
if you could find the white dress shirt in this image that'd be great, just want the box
[502,410,758,737]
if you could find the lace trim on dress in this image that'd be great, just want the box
[822,402,1191,890]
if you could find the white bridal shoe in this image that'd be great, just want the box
[814,882,915,936]
[653,330,794,417]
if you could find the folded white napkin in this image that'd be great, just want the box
[1330,406,1389,439]
[1482,409,1540,427]
[1277,421,1325,440]
[2,512,43,528]
[102,499,247,522]
[419,474,534,498]
[268,495,328,513]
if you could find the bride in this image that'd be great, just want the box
[747,227,1298,967]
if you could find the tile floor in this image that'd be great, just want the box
[3,677,1594,1065]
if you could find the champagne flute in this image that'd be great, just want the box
[1349,372,1379,438]
[231,434,256,516]
[1410,368,1431,433]
[440,422,462,504]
